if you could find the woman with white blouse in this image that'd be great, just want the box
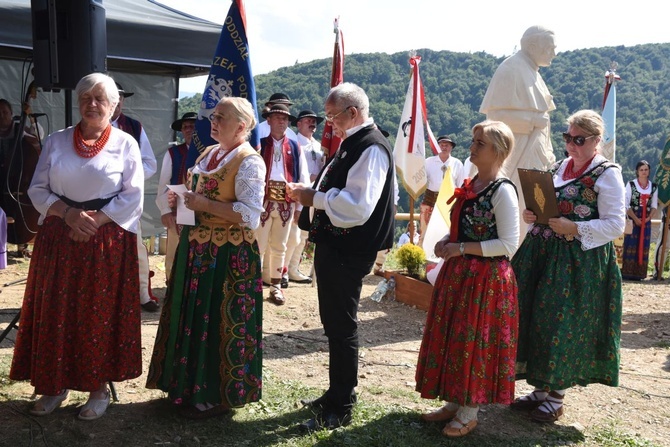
[621,160,658,280]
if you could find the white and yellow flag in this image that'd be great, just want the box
[422,166,456,260]
[394,55,432,201]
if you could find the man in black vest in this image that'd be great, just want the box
[288,83,395,431]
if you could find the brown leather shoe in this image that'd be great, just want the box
[269,287,286,305]
[442,417,477,437]
[421,405,458,422]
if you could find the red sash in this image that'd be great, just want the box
[638,194,650,265]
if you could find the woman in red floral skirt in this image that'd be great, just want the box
[415,120,520,437]
[10,73,144,420]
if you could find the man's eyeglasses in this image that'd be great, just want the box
[324,106,353,123]
[562,132,595,147]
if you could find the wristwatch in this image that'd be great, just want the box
[459,242,465,256]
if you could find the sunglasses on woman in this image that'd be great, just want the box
[562,132,595,147]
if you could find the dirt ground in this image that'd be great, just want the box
[2,250,670,446]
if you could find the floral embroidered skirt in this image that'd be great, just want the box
[10,216,141,395]
[513,227,622,390]
[415,255,518,405]
[146,231,263,408]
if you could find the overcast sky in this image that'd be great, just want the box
[158,0,669,95]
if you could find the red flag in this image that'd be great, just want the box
[321,18,344,159]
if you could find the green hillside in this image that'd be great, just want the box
[180,43,670,215]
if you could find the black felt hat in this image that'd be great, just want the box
[171,112,198,131]
[261,103,296,121]
[291,110,324,126]
[437,135,456,147]
[264,93,294,107]
[115,82,134,98]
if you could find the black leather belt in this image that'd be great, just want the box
[58,194,116,211]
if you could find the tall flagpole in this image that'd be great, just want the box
[601,62,620,162]
[394,51,429,245]
[321,18,344,160]
[407,51,418,242]
[185,0,258,168]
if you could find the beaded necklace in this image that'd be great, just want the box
[206,146,234,171]
[562,155,596,180]
[73,123,111,158]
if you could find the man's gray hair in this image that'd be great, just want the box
[326,82,369,119]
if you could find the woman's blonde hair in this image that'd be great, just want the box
[472,120,515,165]
[218,97,257,141]
[566,110,604,138]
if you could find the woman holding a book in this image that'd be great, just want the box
[510,110,625,423]
[621,160,658,280]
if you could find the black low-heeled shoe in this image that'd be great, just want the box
[300,394,328,410]
[299,411,352,432]
[141,300,160,312]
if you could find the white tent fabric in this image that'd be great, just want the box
[0,0,222,236]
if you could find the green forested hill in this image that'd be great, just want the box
[180,43,670,214]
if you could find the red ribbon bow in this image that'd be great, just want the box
[446,178,477,242]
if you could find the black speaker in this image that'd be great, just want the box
[31,0,107,90]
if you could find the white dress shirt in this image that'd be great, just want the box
[313,118,392,228]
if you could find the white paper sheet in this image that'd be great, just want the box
[166,184,195,226]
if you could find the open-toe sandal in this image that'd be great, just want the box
[78,390,110,421]
[510,390,546,411]
[530,399,564,423]
[30,390,69,416]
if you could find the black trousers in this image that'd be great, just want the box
[313,242,376,414]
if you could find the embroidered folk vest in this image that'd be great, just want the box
[188,145,261,246]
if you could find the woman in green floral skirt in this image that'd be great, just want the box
[146,97,266,419]
[511,110,625,423]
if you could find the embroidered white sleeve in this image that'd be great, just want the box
[576,166,626,251]
[233,156,266,230]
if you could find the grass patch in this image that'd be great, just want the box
[587,423,661,447]
[0,357,663,447]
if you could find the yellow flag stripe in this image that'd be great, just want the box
[436,166,456,223]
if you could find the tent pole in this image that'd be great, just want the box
[64,90,72,127]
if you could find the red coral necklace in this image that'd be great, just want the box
[206,146,234,171]
[73,123,111,158]
[563,155,596,180]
